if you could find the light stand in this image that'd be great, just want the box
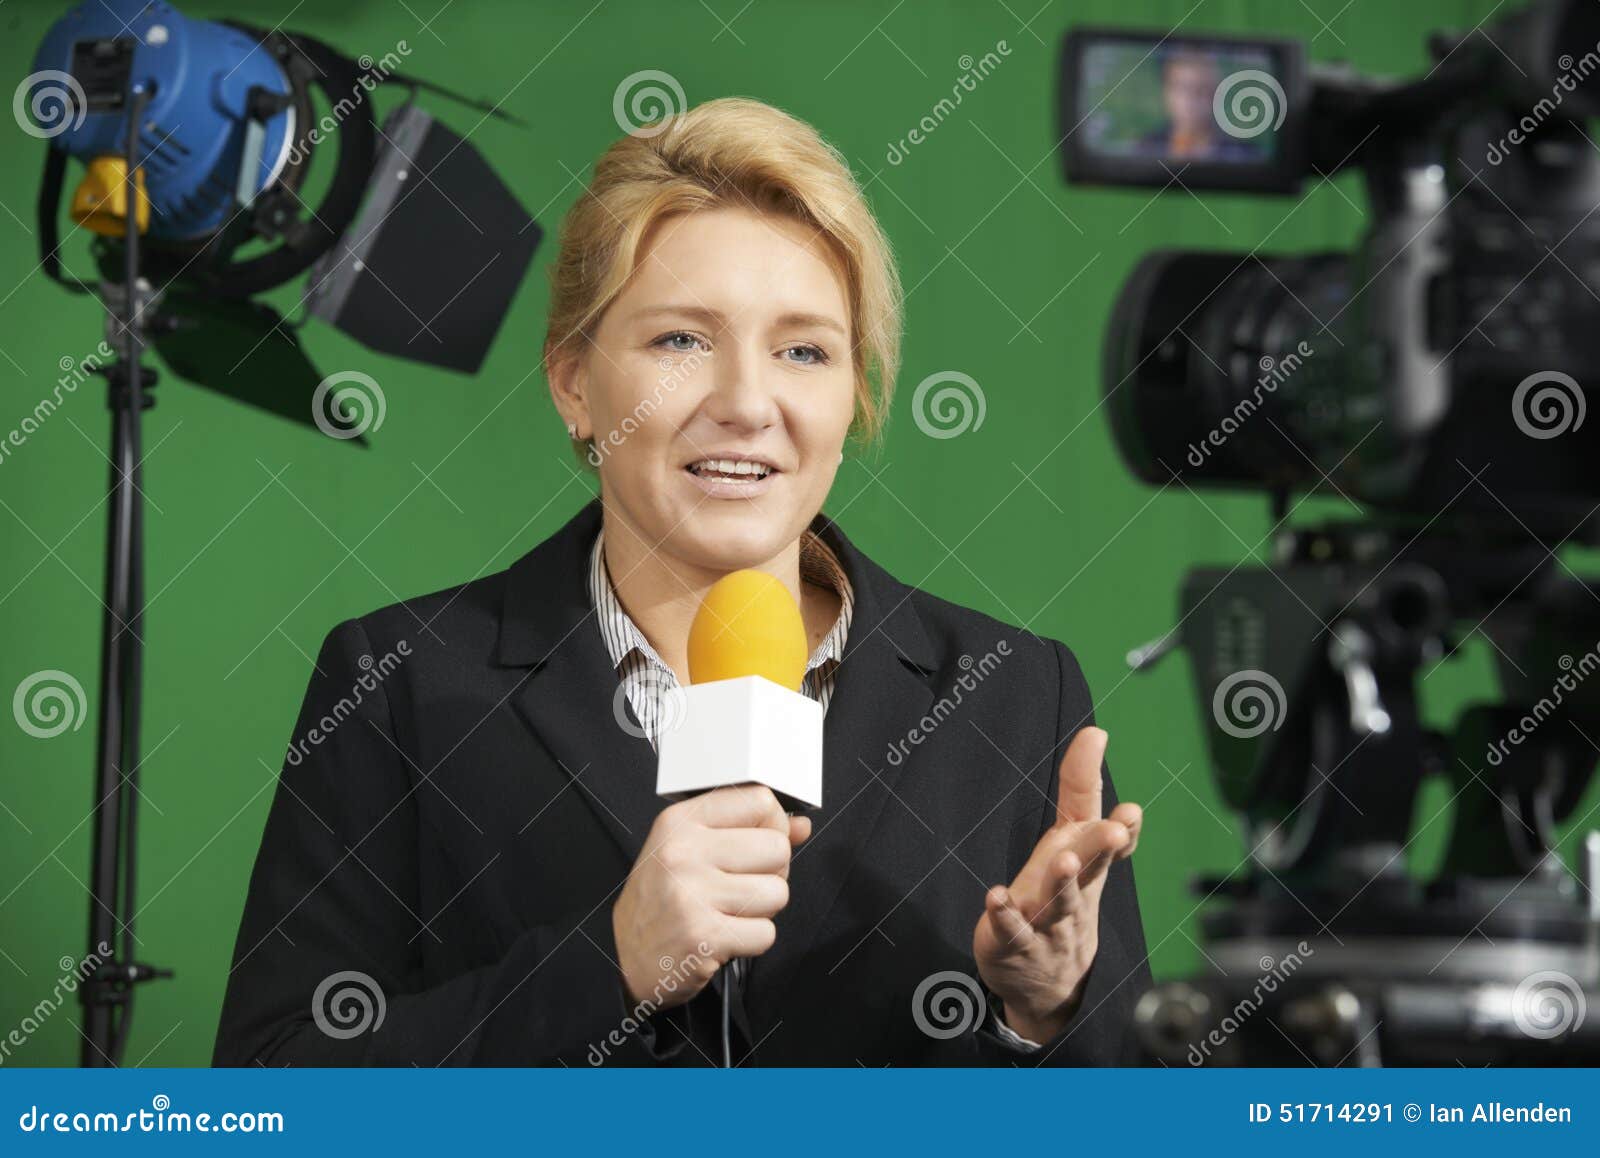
[79,82,171,1067]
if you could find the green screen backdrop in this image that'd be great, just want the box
[4,0,1586,1067]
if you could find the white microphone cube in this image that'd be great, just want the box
[656,675,823,810]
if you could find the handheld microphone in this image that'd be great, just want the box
[656,568,824,810]
[656,569,824,1069]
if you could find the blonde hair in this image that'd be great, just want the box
[543,97,903,466]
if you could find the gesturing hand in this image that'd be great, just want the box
[972,726,1142,1044]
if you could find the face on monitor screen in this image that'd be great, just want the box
[1061,33,1302,191]
[1082,41,1280,164]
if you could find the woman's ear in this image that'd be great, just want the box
[544,343,591,440]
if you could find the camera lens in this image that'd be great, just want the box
[1102,250,1348,492]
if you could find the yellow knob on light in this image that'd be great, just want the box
[688,570,808,691]
[70,156,150,237]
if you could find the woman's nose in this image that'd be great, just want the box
[704,343,780,431]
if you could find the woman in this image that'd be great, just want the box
[214,97,1150,1066]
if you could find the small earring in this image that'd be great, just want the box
[837,451,844,464]
[566,422,578,439]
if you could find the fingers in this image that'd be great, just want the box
[1067,818,1129,879]
[1023,819,1126,926]
[717,915,778,958]
[692,784,787,830]
[709,870,790,919]
[1053,726,1108,828]
[985,885,1036,953]
[788,814,813,847]
[704,826,792,874]
[1032,848,1084,927]
[1109,801,1142,857]
[1030,816,1128,877]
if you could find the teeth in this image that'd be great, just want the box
[690,458,771,479]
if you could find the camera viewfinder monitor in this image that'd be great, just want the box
[1059,29,1308,193]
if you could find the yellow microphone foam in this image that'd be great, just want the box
[687,570,807,691]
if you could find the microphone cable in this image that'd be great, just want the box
[721,957,744,1068]
[721,973,732,1068]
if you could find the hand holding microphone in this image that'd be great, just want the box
[612,784,810,1008]
[612,569,822,1010]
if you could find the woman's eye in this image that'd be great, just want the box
[654,331,707,354]
[782,344,830,366]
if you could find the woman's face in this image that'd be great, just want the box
[552,206,857,571]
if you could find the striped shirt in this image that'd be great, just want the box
[586,525,855,747]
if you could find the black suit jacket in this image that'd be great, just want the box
[213,497,1152,1065]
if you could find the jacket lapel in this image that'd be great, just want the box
[496,496,661,865]
[749,510,939,1010]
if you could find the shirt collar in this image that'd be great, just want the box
[587,524,855,678]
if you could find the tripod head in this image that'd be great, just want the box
[1131,519,1600,1064]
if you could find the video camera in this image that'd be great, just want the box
[1063,3,1600,540]
[1060,0,1600,1065]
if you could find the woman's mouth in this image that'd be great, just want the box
[683,456,779,498]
